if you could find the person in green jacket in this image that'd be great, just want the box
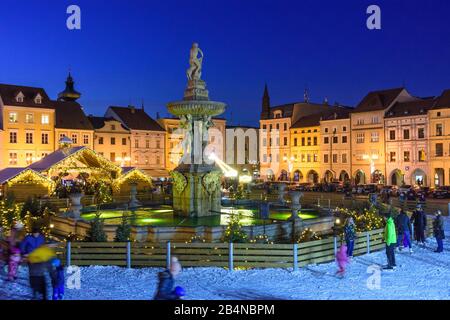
[384,214,397,270]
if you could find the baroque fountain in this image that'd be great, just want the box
[167,43,226,218]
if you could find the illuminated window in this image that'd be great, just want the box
[9,153,17,165]
[25,113,34,123]
[9,112,18,123]
[41,114,50,125]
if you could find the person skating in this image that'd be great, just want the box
[411,205,427,245]
[384,213,397,270]
[335,243,349,277]
[49,258,65,300]
[7,247,21,281]
[395,210,413,253]
[154,256,183,300]
[344,218,356,258]
[433,210,445,253]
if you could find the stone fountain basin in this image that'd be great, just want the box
[167,100,226,117]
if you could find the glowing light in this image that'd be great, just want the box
[239,175,252,184]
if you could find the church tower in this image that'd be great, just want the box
[261,84,270,119]
[58,72,81,102]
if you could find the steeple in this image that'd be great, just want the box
[262,84,270,118]
[58,72,81,102]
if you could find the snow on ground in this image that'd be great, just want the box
[1,218,450,300]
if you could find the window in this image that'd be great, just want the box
[307,154,311,162]
[372,116,379,124]
[111,125,116,131]
[301,138,305,146]
[263,138,267,147]
[332,136,338,144]
[42,133,49,145]
[269,138,272,146]
[99,137,104,145]
[324,128,329,133]
[25,113,34,124]
[9,112,18,123]
[436,143,443,157]
[324,154,329,163]
[26,153,33,165]
[418,128,425,139]
[9,153,17,165]
[9,132,17,144]
[262,125,267,130]
[263,154,267,162]
[437,112,441,117]
[71,134,78,144]
[110,153,116,162]
[276,138,280,146]
[436,124,443,136]
[301,154,305,162]
[342,136,347,143]
[357,118,364,125]
[371,132,379,142]
[135,139,139,148]
[41,153,48,158]
[146,140,150,148]
[342,153,347,163]
[293,138,297,147]
[389,130,396,140]
[418,150,426,162]
[16,92,24,103]
[313,137,317,145]
[283,123,287,131]
[307,137,311,146]
[156,156,161,165]
[41,114,50,125]
[332,154,338,163]
[389,152,396,162]
[283,137,287,146]
[122,138,127,146]
[35,94,42,104]
[313,154,318,162]
[26,132,33,144]
[342,126,347,132]
[276,124,279,130]
[111,137,116,145]
[324,137,329,144]
[356,133,365,143]
[404,151,410,162]
[83,135,89,145]
[59,134,66,141]
[403,129,410,140]
[269,124,272,131]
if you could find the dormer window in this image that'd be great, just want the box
[273,110,283,118]
[34,94,42,104]
[16,92,24,103]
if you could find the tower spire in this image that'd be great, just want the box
[262,83,270,118]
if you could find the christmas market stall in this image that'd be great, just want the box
[113,167,153,196]
[0,168,55,201]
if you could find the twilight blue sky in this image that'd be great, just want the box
[0,0,449,126]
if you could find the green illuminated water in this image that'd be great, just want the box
[81,206,319,227]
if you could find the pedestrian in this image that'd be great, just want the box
[395,210,413,253]
[27,245,56,300]
[336,243,349,277]
[7,247,21,281]
[344,217,356,258]
[154,256,184,300]
[433,210,445,253]
[411,205,427,245]
[20,226,45,256]
[384,213,397,270]
[49,258,65,300]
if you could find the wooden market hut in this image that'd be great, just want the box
[113,167,153,196]
[0,168,54,201]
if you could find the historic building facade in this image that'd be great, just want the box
[105,106,166,176]
[429,90,450,186]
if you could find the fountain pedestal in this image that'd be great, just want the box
[167,43,226,218]
[289,190,303,221]
[68,193,83,220]
[129,183,141,209]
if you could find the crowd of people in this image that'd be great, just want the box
[336,205,446,276]
[1,225,65,300]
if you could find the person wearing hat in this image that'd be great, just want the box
[433,210,445,253]
[411,205,427,245]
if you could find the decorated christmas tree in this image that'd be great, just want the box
[85,213,107,242]
[114,215,131,242]
[222,211,248,243]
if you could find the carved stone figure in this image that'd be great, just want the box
[186,43,204,80]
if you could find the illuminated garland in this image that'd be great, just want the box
[6,169,55,194]
[297,228,322,243]
[113,169,153,192]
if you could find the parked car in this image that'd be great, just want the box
[432,186,450,199]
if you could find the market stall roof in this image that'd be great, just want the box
[144,169,170,179]
[0,168,53,186]
[28,146,121,175]
[116,167,153,185]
